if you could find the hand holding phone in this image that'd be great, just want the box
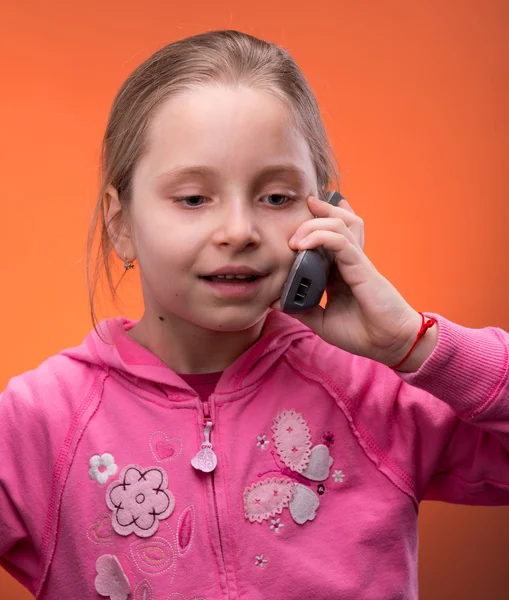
[280,190,344,314]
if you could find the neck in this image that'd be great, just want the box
[126,310,267,374]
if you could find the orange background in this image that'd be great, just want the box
[1,0,508,598]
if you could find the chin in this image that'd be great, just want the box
[200,306,270,332]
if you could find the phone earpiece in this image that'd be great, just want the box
[280,190,344,314]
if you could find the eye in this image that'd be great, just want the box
[261,194,295,207]
[173,195,207,208]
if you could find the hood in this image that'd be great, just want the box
[60,309,315,396]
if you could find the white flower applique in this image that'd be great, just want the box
[269,518,284,534]
[333,470,345,483]
[256,434,270,450]
[89,453,118,485]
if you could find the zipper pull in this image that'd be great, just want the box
[191,421,218,473]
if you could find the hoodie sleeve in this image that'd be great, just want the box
[389,312,509,504]
[330,311,509,505]
[0,355,99,594]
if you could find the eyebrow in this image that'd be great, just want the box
[155,163,309,185]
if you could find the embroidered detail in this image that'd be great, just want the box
[245,410,334,526]
[256,434,270,450]
[272,410,312,472]
[177,505,195,555]
[130,536,176,576]
[106,465,175,538]
[255,554,268,567]
[88,512,115,545]
[149,432,183,463]
[243,477,294,523]
[89,453,118,485]
[134,579,154,600]
[317,484,325,495]
[333,469,345,483]
[322,431,335,447]
[127,506,195,588]
[94,554,131,600]
[269,518,284,534]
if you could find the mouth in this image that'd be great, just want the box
[199,269,268,298]
[201,274,261,283]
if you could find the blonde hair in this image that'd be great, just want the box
[86,29,340,331]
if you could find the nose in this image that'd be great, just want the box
[211,199,262,250]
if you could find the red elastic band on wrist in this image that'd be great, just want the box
[389,312,437,370]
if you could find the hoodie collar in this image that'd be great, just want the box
[61,310,314,397]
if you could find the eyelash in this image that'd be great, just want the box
[172,194,296,208]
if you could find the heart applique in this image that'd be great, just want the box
[149,432,183,463]
[88,512,115,545]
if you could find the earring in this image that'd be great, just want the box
[123,253,135,271]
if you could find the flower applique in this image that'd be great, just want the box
[244,409,334,526]
[89,453,118,485]
[106,465,175,538]
[94,554,130,600]
[255,554,268,567]
[269,518,284,534]
[333,469,345,483]
[256,434,270,450]
[322,431,335,447]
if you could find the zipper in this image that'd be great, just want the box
[190,401,217,472]
[191,397,228,592]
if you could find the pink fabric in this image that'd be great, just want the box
[0,309,508,599]
[179,371,222,403]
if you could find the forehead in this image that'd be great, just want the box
[135,85,315,184]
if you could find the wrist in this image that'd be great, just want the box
[387,311,439,372]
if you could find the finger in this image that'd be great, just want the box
[290,217,359,249]
[308,196,365,250]
[339,197,354,213]
[297,230,362,266]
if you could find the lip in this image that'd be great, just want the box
[203,265,267,277]
[200,273,266,298]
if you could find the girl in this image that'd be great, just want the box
[1,29,508,600]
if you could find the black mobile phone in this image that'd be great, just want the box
[280,190,344,314]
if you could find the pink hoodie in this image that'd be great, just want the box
[1,309,508,599]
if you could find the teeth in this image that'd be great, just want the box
[215,274,252,280]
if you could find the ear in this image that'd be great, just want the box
[103,184,136,262]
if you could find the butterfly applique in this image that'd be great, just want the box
[243,409,333,525]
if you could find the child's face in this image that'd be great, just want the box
[127,84,318,331]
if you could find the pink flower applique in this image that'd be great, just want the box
[94,554,130,600]
[106,464,175,538]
